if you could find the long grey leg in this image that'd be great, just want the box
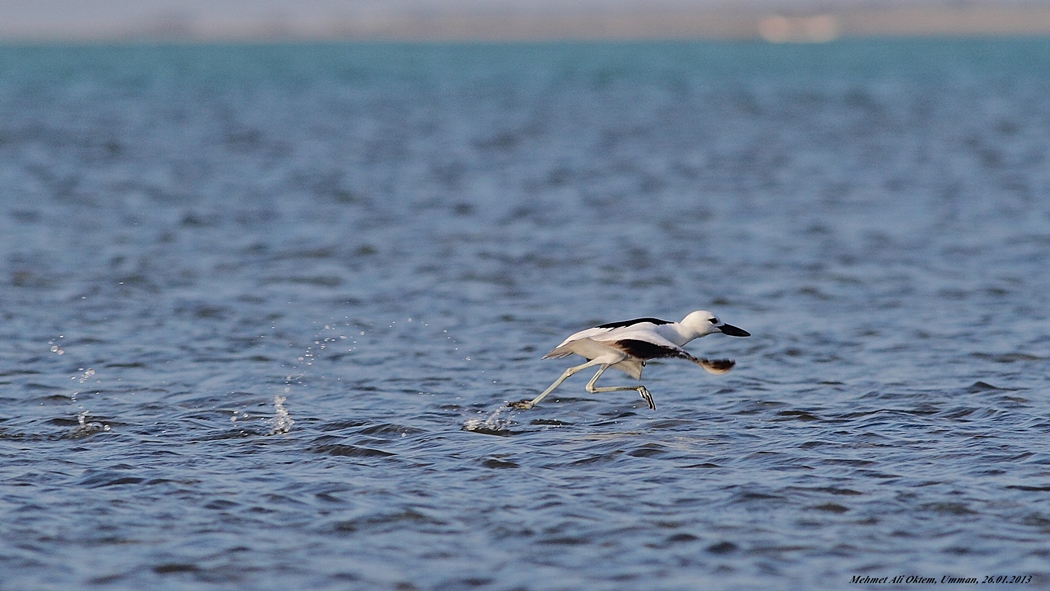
[509,359,605,410]
[584,367,656,410]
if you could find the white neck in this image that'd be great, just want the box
[660,323,700,347]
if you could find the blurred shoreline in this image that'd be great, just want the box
[3,3,1050,43]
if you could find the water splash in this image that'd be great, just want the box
[270,395,293,435]
[68,410,110,439]
[70,368,96,402]
[273,322,354,436]
[463,405,516,436]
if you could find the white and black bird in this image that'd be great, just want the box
[510,310,750,411]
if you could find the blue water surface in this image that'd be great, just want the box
[1,38,1049,590]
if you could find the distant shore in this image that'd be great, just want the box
[321,5,1050,43]
[4,4,1050,43]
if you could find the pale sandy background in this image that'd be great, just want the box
[3,0,1050,42]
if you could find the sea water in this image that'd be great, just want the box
[1,39,1049,590]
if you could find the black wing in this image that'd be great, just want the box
[611,339,737,375]
[596,317,673,329]
[611,338,697,361]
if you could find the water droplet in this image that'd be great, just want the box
[78,369,95,384]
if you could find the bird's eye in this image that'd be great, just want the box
[709,317,718,324]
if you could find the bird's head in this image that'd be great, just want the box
[681,310,751,338]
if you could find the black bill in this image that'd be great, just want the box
[719,324,750,337]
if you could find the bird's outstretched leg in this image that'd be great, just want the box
[584,365,656,410]
[509,359,605,410]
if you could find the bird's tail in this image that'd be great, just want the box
[542,346,574,359]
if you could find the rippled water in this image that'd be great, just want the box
[2,39,1050,590]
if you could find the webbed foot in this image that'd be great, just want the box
[699,358,735,375]
[638,387,656,410]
